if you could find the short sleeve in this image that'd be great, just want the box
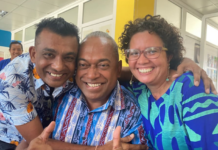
[0,56,38,126]
[181,74,218,149]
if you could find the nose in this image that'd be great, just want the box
[137,52,150,65]
[51,57,65,72]
[86,66,100,80]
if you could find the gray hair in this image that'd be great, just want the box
[81,31,119,61]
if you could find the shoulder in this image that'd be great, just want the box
[121,85,140,107]
[173,72,206,96]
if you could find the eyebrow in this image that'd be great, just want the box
[78,58,111,63]
[43,48,77,56]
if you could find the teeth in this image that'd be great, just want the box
[87,83,101,87]
[50,73,63,77]
[139,68,153,73]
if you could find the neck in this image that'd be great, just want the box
[85,95,110,111]
[147,70,176,100]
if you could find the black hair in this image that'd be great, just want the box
[119,15,185,70]
[35,17,80,45]
[9,41,23,51]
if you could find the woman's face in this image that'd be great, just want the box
[128,31,170,85]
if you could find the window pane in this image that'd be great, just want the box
[206,25,218,46]
[58,6,78,25]
[25,25,36,41]
[156,0,181,28]
[83,0,113,23]
[14,30,23,41]
[186,13,202,38]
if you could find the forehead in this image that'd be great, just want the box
[79,37,115,61]
[36,29,78,52]
[130,31,164,48]
[11,44,22,48]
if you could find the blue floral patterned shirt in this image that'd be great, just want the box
[52,81,150,147]
[0,53,74,145]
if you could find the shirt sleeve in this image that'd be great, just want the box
[0,57,38,126]
[118,89,152,149]
[182,75,218,149]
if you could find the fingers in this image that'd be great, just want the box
[192,68,201,86]
[201,70,217,94]
[120,134,134,143]
[40,121,55,143]
[122,143,148,150]
[113,126,123,150]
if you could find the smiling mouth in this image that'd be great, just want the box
[138,68,153,73]
[86,83,102,87]
[49,72,63,77]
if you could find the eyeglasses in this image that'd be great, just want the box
[124,47,168,61]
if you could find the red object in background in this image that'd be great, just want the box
[0,57,3,61]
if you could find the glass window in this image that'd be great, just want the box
[83,0,113,23]
[206,25,218,46]
[25,25,36,41]
[156,0,181,28]
[186,13,202,38]
[14,30,23,41]
[58,6,78,25]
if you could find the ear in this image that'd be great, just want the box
[167,55,173,63]
[117,60,122,78]
[29,46,36,63]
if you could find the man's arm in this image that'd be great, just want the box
[16,116,43,144]
[25,121,147,150]
[119,58,217,94]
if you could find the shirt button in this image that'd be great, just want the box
[82,137,86,140]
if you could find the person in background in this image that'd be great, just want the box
[119,14,218,150]
[0,41,23,71]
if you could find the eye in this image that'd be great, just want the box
[146,48,158,55]
[65,56,75,62]
[98,63,109,69]
[44,53,54,58]
[129,51,139,56]
[78,63,89,69]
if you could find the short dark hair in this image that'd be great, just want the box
[35,17,80,45]
[119,15,185,70]
[9,41,23,51]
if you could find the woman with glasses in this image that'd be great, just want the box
[119,15,218,150]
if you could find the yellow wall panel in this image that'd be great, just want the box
[115,0,155,66]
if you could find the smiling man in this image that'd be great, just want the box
[0,18,79,149]
[50,31,149,150]
[0,41,23,71]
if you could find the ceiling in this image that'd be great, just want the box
[179,0,218,24]
[1,0,218,32]
[0,0,77,31]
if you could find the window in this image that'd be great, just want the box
[156,0,181,29]
[25,25,36,41]
[206,25,218,46]
[83,0,113,23]
[14,30,23,41]
[186,13,202,38]
[58,6,78,25]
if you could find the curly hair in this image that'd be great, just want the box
[119,15,185,70]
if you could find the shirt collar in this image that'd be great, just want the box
[80,81,125,113]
